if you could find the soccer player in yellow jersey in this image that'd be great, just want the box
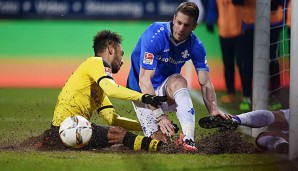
[43,30,168,151]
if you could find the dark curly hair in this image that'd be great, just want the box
[175,2,199,24]
[93,30,123,56]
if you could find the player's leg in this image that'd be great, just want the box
[199,109,289,131]
[237,29,253,111]
[219,36,236,103]
[88,124,163,151]
[132,101,158,135]
[255,131,289,154]
[131,100,171,143]
[131,74,180,143]
[234,109,288,131]
[107,126,163,151]
[84,124,110,149]
[233,110,275,128]
[163,74,197,151]
[270,109,289,132]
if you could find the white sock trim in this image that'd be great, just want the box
[173,87,189,98]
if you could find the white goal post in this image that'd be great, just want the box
[289,0,298,161]
[253,0,297,161]
[252,0,270,137]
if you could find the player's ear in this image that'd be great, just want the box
[192,22,198,31]
[108,45,115,55]
[173,15,176,23]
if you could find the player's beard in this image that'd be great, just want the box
[111,47,123,74]
[111,58,121,74]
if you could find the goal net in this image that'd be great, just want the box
[253,0,297,160]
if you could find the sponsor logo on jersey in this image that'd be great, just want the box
[160,57,186,65]
[104,67,112,77]
[143,52,154,65]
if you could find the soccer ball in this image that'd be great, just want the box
[59,115,92,148]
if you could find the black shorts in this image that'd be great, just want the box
[42,124,110,150]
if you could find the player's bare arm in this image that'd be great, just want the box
[139,67,156,97]
[197,70,230,119]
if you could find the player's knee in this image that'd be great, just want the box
[166,74,187,96]
[255,132,273,150]
[168,74,187,86]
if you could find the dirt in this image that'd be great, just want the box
[0,128,260,154]
[196,130,259,154]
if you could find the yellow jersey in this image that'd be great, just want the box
[52,57,143,131]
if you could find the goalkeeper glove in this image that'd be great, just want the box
[141,94,167,106]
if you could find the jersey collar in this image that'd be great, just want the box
[101,58,111,68]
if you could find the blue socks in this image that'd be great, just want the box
[232,115,241,124]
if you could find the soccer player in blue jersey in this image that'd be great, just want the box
[126,2,230,151]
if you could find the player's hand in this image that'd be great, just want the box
[156,115,175,137]
[141,94,167,106]
[210,110,232,120]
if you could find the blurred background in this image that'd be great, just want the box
[0,0,237,90]
[0,0,291,110]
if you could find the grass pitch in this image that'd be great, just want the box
[0,88,296,171]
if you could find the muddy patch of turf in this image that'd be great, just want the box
[0,129,259,154]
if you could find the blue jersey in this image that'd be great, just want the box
[127,21,209,92]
